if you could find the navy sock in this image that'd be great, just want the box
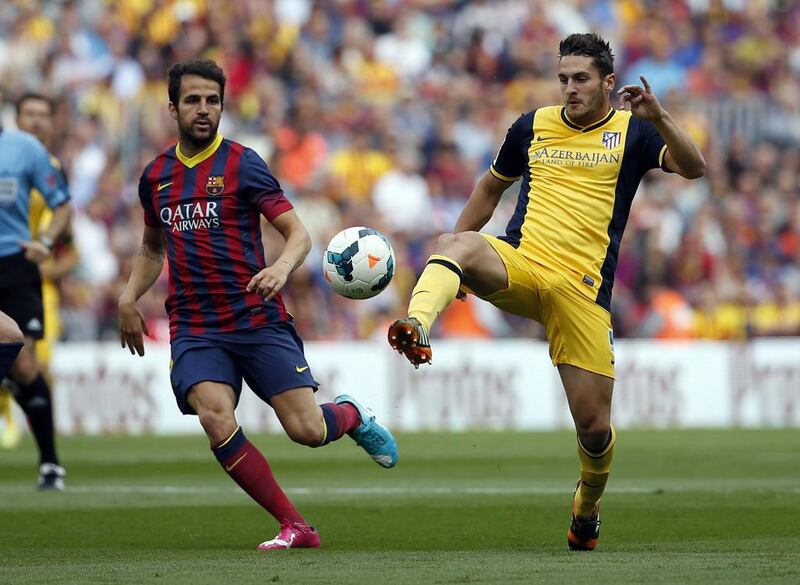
[0,342,23,380]
[212,426,247,462]
[317,403,360,446]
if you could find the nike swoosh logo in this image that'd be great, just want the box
[296,365,309,373]
[225,452,247,472]
[157,181,174,191]
[536,136,554,142]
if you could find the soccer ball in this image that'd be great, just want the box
[322,226,395,300]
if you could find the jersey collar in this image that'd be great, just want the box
[175,133,224,168]
[560,107,616,133]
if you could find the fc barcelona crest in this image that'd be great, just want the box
[206,175,224,195]
[602,131,621,150]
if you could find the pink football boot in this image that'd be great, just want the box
[257,522,321,550]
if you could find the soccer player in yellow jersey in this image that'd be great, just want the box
[388,33,706,550]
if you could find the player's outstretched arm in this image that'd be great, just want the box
[453,171,512,233]
[618,76,706,179]
[118,226,165,356]
[247,209,311,301]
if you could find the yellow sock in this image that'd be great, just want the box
[0,389,21,449]
[408,255,463,333]
[0,390,12,421]
[574,424,616,517]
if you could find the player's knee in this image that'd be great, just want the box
[196,406,237,443]
[285,418,324,447]
[434,232,459,252]
[433,232,475,266]
[435,231,472,251]
[0,317,23,344]
[576,417,612,452]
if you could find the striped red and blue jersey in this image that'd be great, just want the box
[138,134,293,338]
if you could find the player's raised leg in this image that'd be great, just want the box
[0,310,24,386]
[389,232,508,367]
[559,365,615,551]
[271,386,398,468]
[0,313,24,449]
[186,381,320,551]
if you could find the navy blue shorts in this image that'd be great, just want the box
[169,322,319,415]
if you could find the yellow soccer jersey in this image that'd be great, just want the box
[491,106,669,310]
[29,155,70,354]
[29,154,67,239]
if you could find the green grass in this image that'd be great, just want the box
[1,430,799,584]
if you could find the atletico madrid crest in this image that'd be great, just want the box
[602,131,621,150]
[206,175,224,195]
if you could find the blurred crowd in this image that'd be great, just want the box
[1,0,799,342]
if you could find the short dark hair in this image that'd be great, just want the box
[558,33,615,77]
[15,92,53,115]
[167,59,226,105]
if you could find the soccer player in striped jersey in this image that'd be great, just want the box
[119,59,397,551]
[388,33,706,550]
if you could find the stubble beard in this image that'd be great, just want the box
[178,118,218,152]
[566,88,607,127]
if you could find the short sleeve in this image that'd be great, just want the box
[240,148,293,221]
[490,111,534,182]
[138,172,160,227]
[635,119,669,173]
[30,141,69,208]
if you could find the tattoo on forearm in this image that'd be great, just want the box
[139,244,165,262]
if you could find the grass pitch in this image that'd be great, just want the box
[1,429,799,584]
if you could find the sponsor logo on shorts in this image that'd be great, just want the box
[295,365,309,373]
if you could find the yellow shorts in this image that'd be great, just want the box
[477,235,615,379]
